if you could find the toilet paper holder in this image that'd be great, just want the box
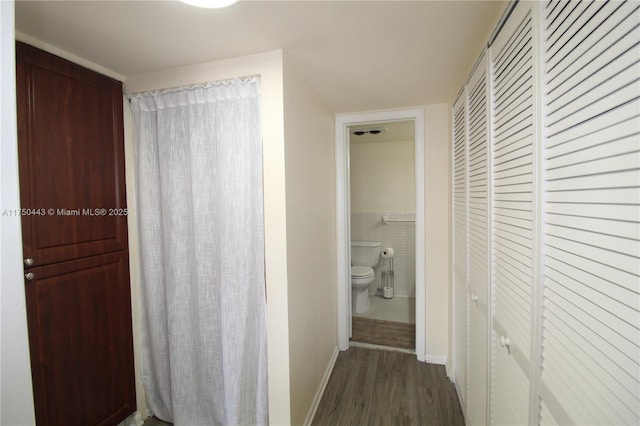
[380,247,394,299]
[381,270,394,299]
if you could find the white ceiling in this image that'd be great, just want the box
[14,0,506,113]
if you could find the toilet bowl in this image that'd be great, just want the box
[350,241,382,314]
[351,266,375,313]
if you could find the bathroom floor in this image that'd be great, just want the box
[351,295,415,349]
[353,295,415,324]
[351,316,415,349]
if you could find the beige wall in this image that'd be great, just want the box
[423,103,451,361]
[350,139,415,212]
[283,54,338,426]
[1,4,37,424]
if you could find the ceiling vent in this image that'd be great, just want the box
[351,126,386,136]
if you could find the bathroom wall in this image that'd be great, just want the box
[350,138,416,298]
[350,139,415,212]
[351,212,415,298]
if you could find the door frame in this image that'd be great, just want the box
[335,108,426,362]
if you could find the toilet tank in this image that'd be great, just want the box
[351,240,382,267]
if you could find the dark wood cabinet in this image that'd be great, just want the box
[16,42,135,426]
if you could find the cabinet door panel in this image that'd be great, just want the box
[26,252,135,426]
[17,42,127,267]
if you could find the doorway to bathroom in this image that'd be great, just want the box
[335,108,426,361]
[349,120,416,349]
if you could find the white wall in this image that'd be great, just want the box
[282,53,337,426]
[125,50,292,426]
[350,139,415,212]
[0,1,37,423]
[423,103,451,362]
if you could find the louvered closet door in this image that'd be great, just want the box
[540,1,640,424]
[466,52,490,426]
[489,2,535,424]
[452,94,468,407]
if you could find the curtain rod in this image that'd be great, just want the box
[125,74,260,100]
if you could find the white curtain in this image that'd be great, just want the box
[129,77,267,426]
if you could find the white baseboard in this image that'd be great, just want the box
[445,361,452,379]
[303,346,340,426]
[425,354,448,365]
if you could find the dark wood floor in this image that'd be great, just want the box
[142,347,464,426]
[312,346,465,426]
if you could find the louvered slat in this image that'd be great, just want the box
[540,1,640,424]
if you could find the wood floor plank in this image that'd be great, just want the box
[312,347,465,426]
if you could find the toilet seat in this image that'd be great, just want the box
[351,266,374,279]
[351,266,375,314]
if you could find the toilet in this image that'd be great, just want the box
[351,240,382,313]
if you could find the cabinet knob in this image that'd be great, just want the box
[500,335,511,354]
[24,272,35,281]
[24,258,34,266]
[471,294,479,305]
